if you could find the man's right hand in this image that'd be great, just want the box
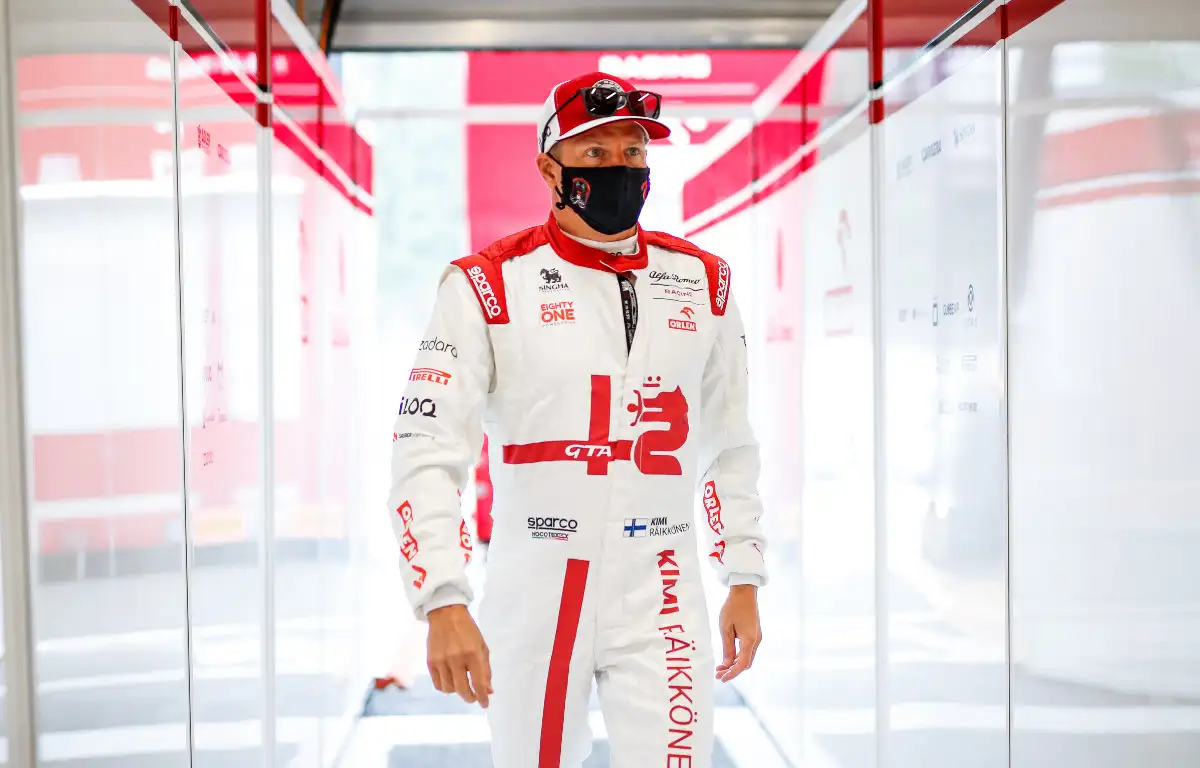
[426,604,492,708]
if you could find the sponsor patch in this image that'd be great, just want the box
[669,307,698,332]
[541,300,576,325]
[395,501,426,589]
[399,397,438,418]
[393,431,435,442]
[419,336,457,357]
[649,270,703,287]
[528,516,579,541]
[467,264,503,319]
[624,517,691,538]
[714,258,730,312]
[409,367,452,385]
[539,267,570,293]
[703,481,724,535]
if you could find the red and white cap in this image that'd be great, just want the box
[538,71,671,154]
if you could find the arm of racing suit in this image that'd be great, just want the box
[697,292,768,588]
[388,267,494,620]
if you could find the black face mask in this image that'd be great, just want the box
[554,161,651,236]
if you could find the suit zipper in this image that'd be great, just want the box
[616,273,638,356]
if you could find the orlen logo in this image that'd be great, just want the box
[669,307,697,332]
[528,516,579,541]
[598,52,713,81]
[703,481,724,535]
[467,265,502,319]
[541,300,576,325]
[714,259,730,312]
[409,368,451,385]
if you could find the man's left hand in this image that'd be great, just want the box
[716,584,761,682]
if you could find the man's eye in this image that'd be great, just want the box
[627,147,643,156]
[586,147,602,158]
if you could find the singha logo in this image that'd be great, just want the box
[539,267,568,293]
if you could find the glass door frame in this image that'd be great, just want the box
[0,0,42,763]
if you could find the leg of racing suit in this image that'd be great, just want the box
[597,545,714,768]
[483,548,714,768]
[483,557,598,768]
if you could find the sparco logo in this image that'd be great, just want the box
[467,265,502,318]
[715,260,730,312]
[528,516,579,541]
[419,336,457,357]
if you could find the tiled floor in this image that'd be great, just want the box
[340,542,790,767]
[339,675,789,767]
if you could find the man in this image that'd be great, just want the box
[388,71,766,767]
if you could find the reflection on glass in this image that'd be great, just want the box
[1009,1,1200,765]
[271,120,366,767]
[797,111,877,768]
[175,45,265,766]
[12,0,191,765]
[881,41,1008,768]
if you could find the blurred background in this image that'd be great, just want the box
[0,0,1198,766]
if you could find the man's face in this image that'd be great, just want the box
[538,121,649,191]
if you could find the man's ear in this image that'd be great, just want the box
[536,153,559,191]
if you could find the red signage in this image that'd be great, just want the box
[468,51,797,106]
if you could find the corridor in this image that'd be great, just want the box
[1,0,1198,766]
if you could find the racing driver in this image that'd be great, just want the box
[388,71,767,767]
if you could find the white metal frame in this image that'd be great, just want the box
[999,30,1015,768]
[256,64,279,768]
[334,17,828,51]
[868,84,890,768]
[168,18,201,768]
[0,0,42,763]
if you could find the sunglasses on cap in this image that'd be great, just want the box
[541,81,664,153]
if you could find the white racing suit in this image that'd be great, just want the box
[388,215,767,767]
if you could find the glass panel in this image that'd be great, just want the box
[880,41,1008,768]
[9,0,191,764]
[1008,0,1200,765]
[270,121,346,767]
[797,110,877,768]
[174,34,266,767]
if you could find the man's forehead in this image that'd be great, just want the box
[573,122,648,143]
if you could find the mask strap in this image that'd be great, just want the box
[549,153,569,211]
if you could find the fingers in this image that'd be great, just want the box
[450,659,477,704]
[428,619,491,708]
[718,626,762,683]
[720,624,737,668]
[718,645,750,682]
[428,661,447,694]
[468,647,493,709]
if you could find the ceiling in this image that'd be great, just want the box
[300,0,844,51]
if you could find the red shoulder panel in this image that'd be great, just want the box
[644,230,731,317]
[451,225,549,325]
